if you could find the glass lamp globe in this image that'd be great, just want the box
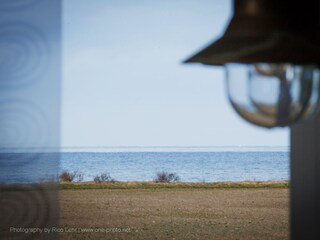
[225,64,320,128]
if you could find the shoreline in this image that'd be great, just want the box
[0,180,289,190]
[0,180,289,191]
[61,180,289,190]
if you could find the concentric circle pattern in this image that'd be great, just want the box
[0,185,53,240]
[0,0,38,11]
[0,100,50,167]
[0,22,50,89]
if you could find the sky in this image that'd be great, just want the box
[62,0,289,147]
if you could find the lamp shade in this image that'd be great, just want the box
[184,0,320,66]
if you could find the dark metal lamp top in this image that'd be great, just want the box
[184,0,320,66]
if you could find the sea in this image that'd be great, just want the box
[0,146,289,183]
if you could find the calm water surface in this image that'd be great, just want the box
[0,146,289,183]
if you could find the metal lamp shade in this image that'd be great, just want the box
[184,0,320,66]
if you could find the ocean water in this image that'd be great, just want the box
[0,147,289,183]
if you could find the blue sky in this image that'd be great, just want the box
[62,0,289,147]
